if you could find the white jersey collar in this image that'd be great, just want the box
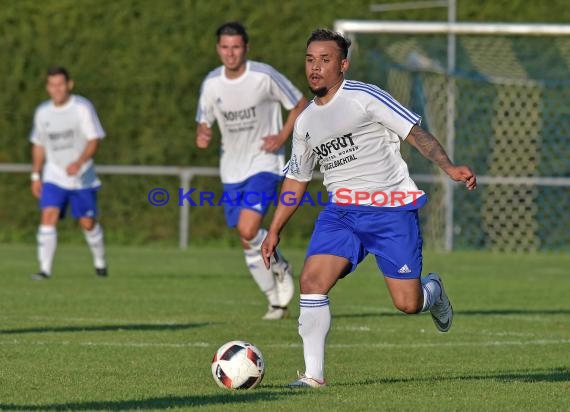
[50,95,75,111]
[222,61,250,84]
[311,79,346,109]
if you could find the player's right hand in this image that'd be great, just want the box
[196,124,212,149]
[31,180,42,199]
[261,231,280,269]
[196,134,211,148]
[446,165,477,190]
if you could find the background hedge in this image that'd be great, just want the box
[1,0,568,246]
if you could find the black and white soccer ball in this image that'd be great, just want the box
[211,340,265,390]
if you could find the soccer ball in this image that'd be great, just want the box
[211,340,265,390]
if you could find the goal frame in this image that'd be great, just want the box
[334,20,570,251]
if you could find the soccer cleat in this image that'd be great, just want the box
[31,272,50,281]
[288,372,326,388]
[272,256,295,308]
[95,267,108,277]
[426,272,453,332]
[262,305,288,320]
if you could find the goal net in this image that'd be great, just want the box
[335,21,570,252]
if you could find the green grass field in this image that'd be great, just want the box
[0,243,568,411]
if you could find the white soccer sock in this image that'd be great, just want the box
[246,227,288,271]
[83,223,106,269]
[37,225,57,275]
[244,249,279,307]
[299,294,331,381]
[246,228,267,250]
[421,275,442,312]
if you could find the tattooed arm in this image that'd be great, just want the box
[406,125,477,190]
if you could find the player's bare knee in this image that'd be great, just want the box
[41,217,58,226]
[238,226,258,242]
[299,272,327,294]
[393,298,422,314]
[79,218,96,231]
[41,210,59,226]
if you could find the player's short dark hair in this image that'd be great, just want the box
[216,21,249,45]
[307,29,351,59]
[46,66,70,81]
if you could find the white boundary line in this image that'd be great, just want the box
[0,339,568,349]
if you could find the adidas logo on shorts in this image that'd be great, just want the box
[397,264,411,274]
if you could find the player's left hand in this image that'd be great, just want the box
[66,161,82,176]
[261,231,280,269]
[261,134,286,153]
[446,165,477,190]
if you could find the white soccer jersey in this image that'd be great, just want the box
[196,61,303,184]
[286,79,424,207]
[30,95,105,189]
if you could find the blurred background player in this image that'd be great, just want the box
[29,66,107,280]
[262,29,477,386]
[196,22,307,320]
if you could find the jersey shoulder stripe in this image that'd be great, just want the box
[343,80,419,124]
[345,80,419,122]
[74,95,105,137]
[74,95,96,110]
[205,66,223,80]
[200,67,223,92]
[250,61,297,105]
[343,81,419,124]
[249,61,298,106]
[196,68,222,121]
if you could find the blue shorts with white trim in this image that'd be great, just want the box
[40,182,99,219]
[306,198,426,279]
[222,172,282,228]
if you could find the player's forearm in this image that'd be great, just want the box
[268,178,309,235]
[31,145,45,173]
[407,125,454,172]
[77,140,99,165]
[279,97,308,141]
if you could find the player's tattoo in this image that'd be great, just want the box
[409,125,453,171]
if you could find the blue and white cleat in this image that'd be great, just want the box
[425,273,453,332]
[288,372,326,388]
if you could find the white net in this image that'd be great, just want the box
[344,29,570,251]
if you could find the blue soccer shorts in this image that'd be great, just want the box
[306,202,426,279]
[40,182,99,219]
[222,172,282,228]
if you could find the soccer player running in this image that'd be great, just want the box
[195,22,308,320]
[261,29,477,386]
[30,66,107,280]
